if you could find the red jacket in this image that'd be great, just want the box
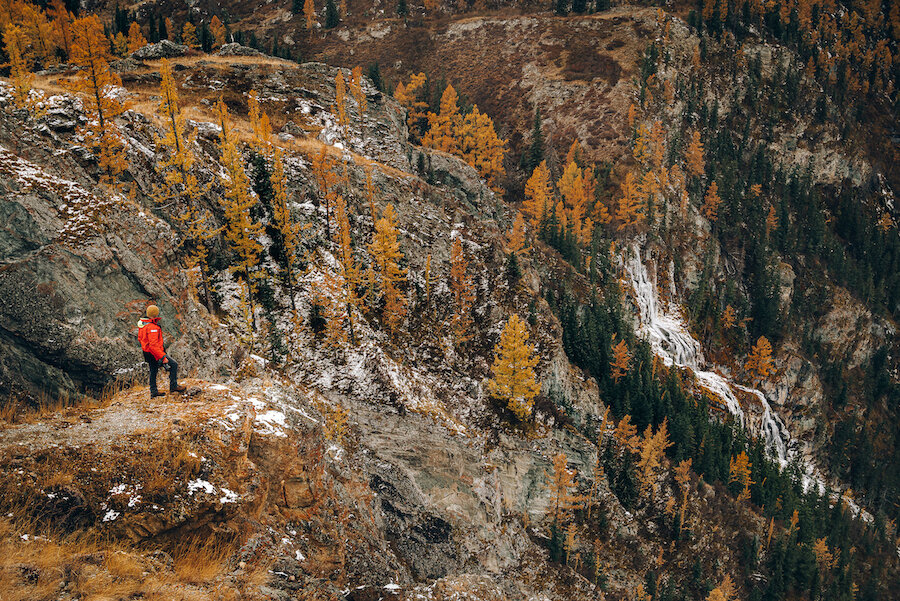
[137,317,166,360]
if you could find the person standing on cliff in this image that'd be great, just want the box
[137,304,187,398]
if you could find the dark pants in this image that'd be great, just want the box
[144,351,178,395]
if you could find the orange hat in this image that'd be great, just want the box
[146,305,160,318]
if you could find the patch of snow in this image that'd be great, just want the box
[102,510,120,522]
[187,479,216,495]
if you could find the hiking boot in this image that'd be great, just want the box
[151,392,166,398]
[171,384,187,393]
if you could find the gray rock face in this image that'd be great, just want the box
[131,40,189,60]
[215,43,265,57]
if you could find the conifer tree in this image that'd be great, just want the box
[728,451,753,501]
[334,70,348,130]
[721,304,736,330]
[217,98,264,336]
[368,204,407,334]
[610,336,630,383]
[20,3,54,65]
[523,108,544,172]
[523,160,552,229]
[161,17,170,40]
[449,236,475,342]
[674,458,692,533]
[3,25,39,113]
[349,65,366,118]
[247,90,272,153]
[487,313,540,420]
[613,414,641,454]
[311,146,339,239]
[615,172,644,231]
[394,73,428,136]
[67,15,127,185]
[126,21,145,53]
[209,15,226,48]
[422,84,460,154]
[457,106,506,193]
[685,130,705,178]
[304,0,317,33]
[506,211,529,257]
[324,0,340,28]
[701,181,721,222]
[335,193,360,343]
[181,21,199,49]
[746,336,774,382]
[636,418,672,498]
[546,452,579,525]
[271,149,304,332]
[48,0,72,58]
[112,32,128,57]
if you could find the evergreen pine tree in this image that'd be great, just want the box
[292,0,304,14]
[523,108,544,173]
[397,0,408,16]
[555,0,569,16]
[367,62,384,92]
[158,14,167,40]
[324,0,340,28]
[148,14,158,43]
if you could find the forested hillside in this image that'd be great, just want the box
[0,0,897,599]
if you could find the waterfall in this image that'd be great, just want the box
[623,245,791,465]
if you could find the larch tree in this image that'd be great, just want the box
[721,304,737,330]
[209,15,226,48]
[609,336,631,383]
[248,90,272,153]
[271,148,305,334]
[394,72,428,136]
[674,458,692,533]
[181,22,199,49]
[217,98,264,337]
[546,452,579,526]
[422,83,460,154]
[558,161,592,245]
[334,193,361,344]
[20,2,54,64]
[706,575,735,601]
[154,58,217,312]
[615,172,644,231]
[112,32,128,57]
[67,15,128,185]
[449,236,475,342]
[3,25,38,113]
[334,70,349,130]
[613,414,641,455]
[304,0,317,33]
[636,418,672,498]
[728,451,753,501]
[457,106,506,193]
[487,313,540,420]
[506,211,529,258]
[126,21,146,54]
[368,204,407,334]
[746,336,774,382]
[311,146,339,239]
[349,65,366,118]
[633,122,652,167]
[523,160,553,229]
[766,204,778,237]
[701,181,721,222]
[684,130,705,178]
[47,0,72,58]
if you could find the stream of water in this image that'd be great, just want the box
[623,245,791,465]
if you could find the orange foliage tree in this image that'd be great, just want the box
[746,336,774,382]
[449,237,475,342]
[685,130,705,178]
[701,181,721,222]
[636,418,672,498]
[523,160,553,229]
[487,313,540,420]
[506,211,529,257]
[422,83,460,154]
[457,106,506,193]
[615,172,644,231]
[728,451,753,501]
[546,452,579,525]
[68,15,127,185]
[210,15,226,49]
[610,336,631,383]
[369,204,407,334]
[126,21,145,54]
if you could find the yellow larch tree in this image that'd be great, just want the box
[334,70,349,130]
[210,15,227,49]
[47,0,72,58]
[271,148,305,334]
[613,414,642,454]
[610,336,631,383]
[126,21,146,54]
[449,236,475,342]
[394,72,428,136]
[558,160,593,245]
[812,537,836,572]
[311,146,339,239]
[217,98,264,335]
[112,32,128,57]
[636,418,672,498]
[633,122,652,167]
[721,304,737,330]
[685,130,705,178]
[546,452,579,525]
[616,172,644,231]
[20,2,55,65]
[701,181,721,222]
[154,59,217,311]
[369,204,407,334]
[181,22,199,49]
[729,450,753,501]
[422,83,460,154]
[349,65,366,118]
[523,160,553,229]
[67,15,127,185]
[766,204,778,237]
[506,211,529,257]
[487,313,540,420]
[746,336,774,382]
[248,90,272,153]
[627,102,637,129]
[706,575,735,601]
[457,106,506,193]
[335,193,361,344]
[674,458,692,533]
[3,25,39,113]
[650,120,666,171]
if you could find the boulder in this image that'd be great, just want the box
[215,43,265,57]
[130,40,189,60]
